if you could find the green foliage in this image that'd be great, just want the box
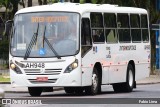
[0,75,10,82]
[91,0,97,4]
[0,40,9,60]
[47,0,59,3]
[0,0,21,20]
[80,0,85,4]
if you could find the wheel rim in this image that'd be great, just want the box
[128,70,133,87]
[92,73,98,91]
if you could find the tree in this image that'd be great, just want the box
[38,0,42,5]
[28,0,32,7]
[38,0,48,5]
[0,0,24,20]
[10,0,19,17]
[20,0,25,8]
[43,0,47,4]
[0,0,12,20]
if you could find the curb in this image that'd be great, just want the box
[0,82,10,84]
[137,82,160,85]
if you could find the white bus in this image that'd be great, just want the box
[8,2,150,96]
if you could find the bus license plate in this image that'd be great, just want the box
[25,63,45,68]
[36,77,48,81]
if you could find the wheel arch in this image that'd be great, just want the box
[128,60,136,88]
[128,60,135,77]
[93,62,102,84]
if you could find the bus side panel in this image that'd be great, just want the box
[81,67,93,86]
[135,43,150,80]
[106,44,127,84]
[135,63,150,81]
[102,67,109,84]
[135,43,150,81]
[82,44,109,86]
[108,58,128,84]
[81,49,93,86]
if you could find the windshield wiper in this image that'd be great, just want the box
[43,26,61,59]
[24,23,39,60]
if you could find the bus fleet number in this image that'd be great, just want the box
[25,63,45,68]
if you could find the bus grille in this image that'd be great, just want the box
[24,69,62,75]
[28,79,57,84]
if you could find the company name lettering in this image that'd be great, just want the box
[119,45,136,51]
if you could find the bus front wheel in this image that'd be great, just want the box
[28,87,43,96]
[85,68,100,95]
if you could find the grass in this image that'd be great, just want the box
[0,64,9,70]
[0,75,10,82]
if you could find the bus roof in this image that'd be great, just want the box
[16,2,148,15]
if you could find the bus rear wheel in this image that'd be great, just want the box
[125,64,134,92]
[113,64,134,92]
[85,68,100,95]
[28,87,43,96]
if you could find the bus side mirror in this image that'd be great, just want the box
[4,20,13,37]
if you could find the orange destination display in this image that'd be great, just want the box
[31,16,69,23]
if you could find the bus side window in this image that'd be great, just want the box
[130,14,141,42]
[81,18,92,45]
[141,14,149,42]
[117,13,131,43]
[81,18,92,57]
[104,13,117,43]
[90,12,105,43]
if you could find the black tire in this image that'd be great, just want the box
[28,87,43,96]
[113,83,124,93]
[64,87,75,94]
[85,68,101,95]
[124,64,134,92]
[113,64,134,93]
[74,87,84,94]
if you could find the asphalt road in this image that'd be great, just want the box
[4,84,160,98]
[3,84,160,106]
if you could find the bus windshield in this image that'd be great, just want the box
[11,12,80,58]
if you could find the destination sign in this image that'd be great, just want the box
[31,16,69,23]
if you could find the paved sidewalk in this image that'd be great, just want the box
[136,74,160,85]
[0,75,160,93]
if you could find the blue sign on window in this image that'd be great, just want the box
[39,48,46,56]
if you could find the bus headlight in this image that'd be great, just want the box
[10,63,22,74]
[10,63,16,69]
[64,59,78,73]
